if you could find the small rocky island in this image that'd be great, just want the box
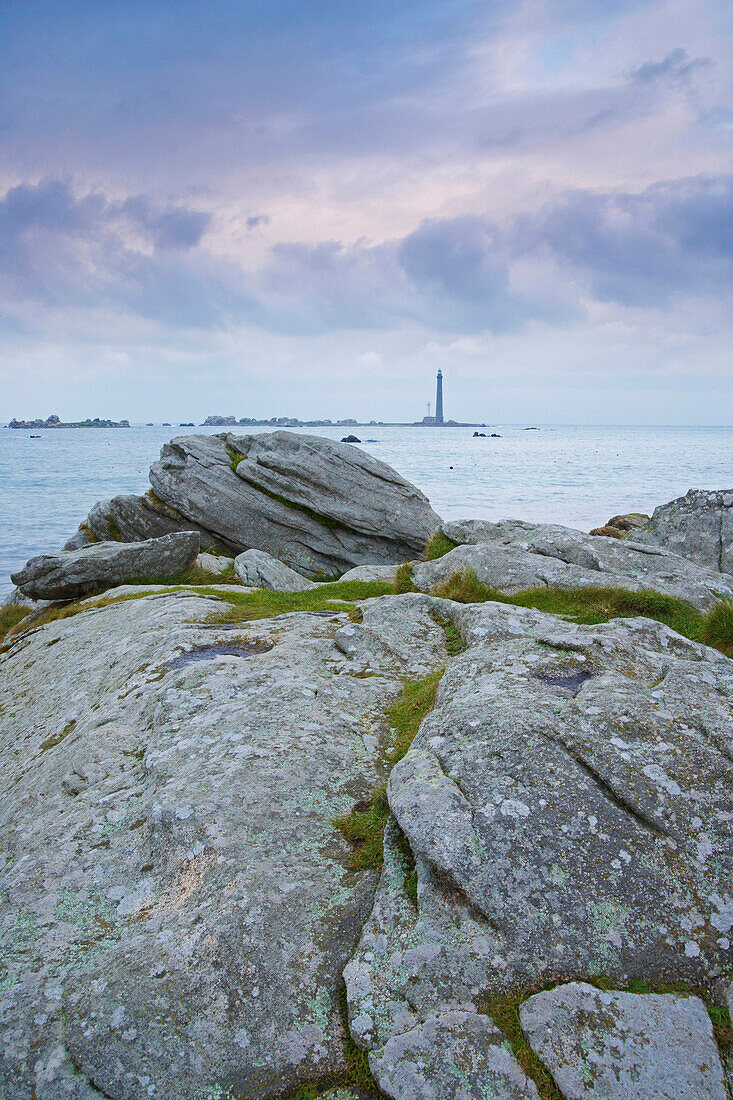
[1,432,732,1100]
[8,414,130,429]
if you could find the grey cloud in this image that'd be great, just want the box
[1,174,730,338]
[0,179,210,253]
[631,48,712,85]
[0,178,244,327]
[119,197,210,249]
[246,214,270,230]
[524,175,733,307]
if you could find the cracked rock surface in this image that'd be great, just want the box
[346,601,733,1095]
[0,590,447,1099]
[64,492,226,554]
[415,519,733,610]
[3,584,732,1100]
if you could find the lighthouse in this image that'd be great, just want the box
[435,370,444,424]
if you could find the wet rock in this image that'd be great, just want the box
[0,589,449,1099]
[415,520,733,610]
[11,532,200,600]
[341,435,361,443]
[233,548,314,591]
[149,431,442,578]
[520,982,727,1100]
[634,488,733,573]
[346,602,733,1086]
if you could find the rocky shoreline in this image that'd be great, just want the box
[8,415,130,429]
[1,432,732,1100]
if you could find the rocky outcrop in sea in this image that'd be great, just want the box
[65,431,442,578]
[2,435,732,1100]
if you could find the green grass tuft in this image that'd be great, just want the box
[423,529,457,560]
[0,604,31,643]
[431,568,504,604]
[209,579,393,624]
[334,670,443,871]
[334,787,390,872]
[227,448,246,474]
[429,570,712,646]
[127,561,238,587]
[484,988,563,1100]
[385,669,443,764]
[429,611,464,655]
[702,599,733,657]
[393,562,416,594]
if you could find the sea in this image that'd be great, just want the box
[2,423,732,598]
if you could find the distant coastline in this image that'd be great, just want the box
[201,415,487,428]
[8,415,130,429]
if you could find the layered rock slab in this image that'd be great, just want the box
[634,487,733,573]
[11,531,200,600]
[149,431,442,577]
[520,982,727,1099]
[346,602,733,1095]
[0,590,449,1099]
[64,491,226,553]
[416,520,733,610]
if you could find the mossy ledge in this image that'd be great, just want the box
[5,568,730,662]
[334,669,443,872]
[429,567,725,648]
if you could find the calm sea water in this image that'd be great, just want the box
[2,423,732,598]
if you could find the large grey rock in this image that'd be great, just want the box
[11,532,200,600]
[233,548,314,591]
[346,601,733,1085]
[414,521,733,610]
[149,432,442,578]
[634,488,733,573]
[0,588,450,1098]
[520,982,727,1099]
[64,492,225,554]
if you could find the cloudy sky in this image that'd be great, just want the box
[1,0,731,424]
